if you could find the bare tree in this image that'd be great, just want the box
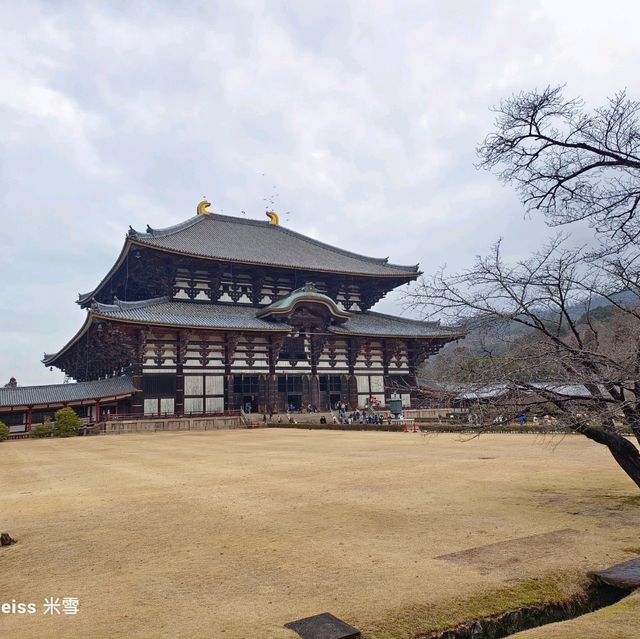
[478,86,640,246]
[408,87,640,488]
[408,237,640,488]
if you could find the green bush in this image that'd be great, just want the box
[31,419,54,438]
[0,421,9,441]
[53,407,81,438]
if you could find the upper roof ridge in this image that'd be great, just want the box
[92,296,169,312]
[0,375,133,393]
[130,215,204,239]
[134,212,419,271]
[78,210,421,308]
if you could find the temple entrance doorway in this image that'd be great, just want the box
[329,393,341,409]
[243,395,258,413]
[287,394,302,411]
[233,375,259,413]
[278,375,304,411]
[320,375,343,411]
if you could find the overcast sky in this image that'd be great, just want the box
[1,0,638,384]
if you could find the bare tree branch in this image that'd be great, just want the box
[478,86,640,246]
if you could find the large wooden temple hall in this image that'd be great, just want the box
[1,202,461,427]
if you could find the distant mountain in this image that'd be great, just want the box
[422,290,638,378]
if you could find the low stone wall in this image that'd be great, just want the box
[100,416,244,434]
[256,412,334,425]
[405,408,459,419]
[250,408,460,424]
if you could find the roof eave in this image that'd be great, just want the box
[43,313,95,367]
[76,238,134,307]
[89,313,293,334]
[130,240,420,279]
[329,328,464,340]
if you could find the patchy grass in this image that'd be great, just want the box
[364,572,588,639]
[510,590,640,639]
[1,430,639,638]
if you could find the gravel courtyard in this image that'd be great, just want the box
[1,429,639,638]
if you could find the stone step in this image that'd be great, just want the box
[588,558,640,589]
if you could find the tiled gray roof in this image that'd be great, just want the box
[335,311,463,338]
[129,214,420,277]
[0,376,137,408]
[416,381,593,401]
[91,298,461,338]
[92,298,291,331]
[529,383,592,398]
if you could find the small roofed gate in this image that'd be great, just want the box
[0,377,138,433]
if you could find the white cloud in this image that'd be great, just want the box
[0,0,638,383]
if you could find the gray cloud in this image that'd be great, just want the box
[1,0,638,383]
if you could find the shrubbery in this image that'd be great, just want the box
[0,421,9,441]
[31,419,54,438]
[28,410,82,438]
[53,407,81,437]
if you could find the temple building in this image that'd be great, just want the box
[2,202,462,428]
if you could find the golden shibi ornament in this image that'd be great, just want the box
[196,199,212,216]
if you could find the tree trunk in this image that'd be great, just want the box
[624,412,640,448]
[570,420,640,490]
[607,440,640,490]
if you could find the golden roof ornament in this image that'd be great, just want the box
[196,199,212,216]
[266,210,279,225]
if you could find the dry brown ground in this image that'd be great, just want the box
[1,429,639,639]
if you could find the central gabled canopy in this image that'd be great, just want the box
[256,283,351,324]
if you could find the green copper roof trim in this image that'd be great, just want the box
[256,283,352,321]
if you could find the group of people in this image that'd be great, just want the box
[260,400,390,426]
[489,414,557,425]
[285,402,319,413]
[264,413,298,424]
[332,410,386,425]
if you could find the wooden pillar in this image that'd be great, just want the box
[308,374,320,408]
[265,374,278,413]
[340,375,350,407]
[225,374,235,411]
[132,368,144,415]
[309,330,318,376]
[258,374,267,413]
[267,335,284,413]
[131,329,146,416]
[269,334,285,374]
[26,407,33,433]
[346,336,361,409]
[347,375,358,409]
[347,337,359,375]
[95,399,101,424]
[175,330,185,416]
[307,327,321,409]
